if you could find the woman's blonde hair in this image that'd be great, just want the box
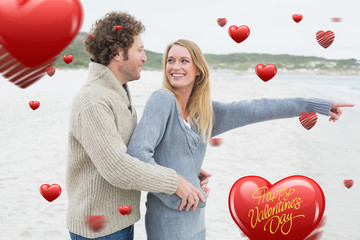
[162,39,213,142]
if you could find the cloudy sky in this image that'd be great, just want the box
[80,0,360,60]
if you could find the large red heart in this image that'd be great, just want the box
[316,30,335,49]
[0,0,83,67]
[299,112,318,130]
[228,176,325,240]
[39,184,62,202]
[228,25,250,43]
[255,64,277,82]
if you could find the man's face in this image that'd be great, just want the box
[118,34,147,82]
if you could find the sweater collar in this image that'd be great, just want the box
[87,62,128,97]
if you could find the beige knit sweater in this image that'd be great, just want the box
[66,62,178,238]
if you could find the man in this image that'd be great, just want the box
[66,12,210,240]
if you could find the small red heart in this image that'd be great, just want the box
[63,55,74,64]
[228,175,325,240]
[118,206,132,215]
[299,112,318,130]
[29,100,40,110]
[344,179,354,189]
[87,34,94,39]
[85,215,106,232]
[217,18,227,27]
[45,67,55,77]
[316,30,335,49]
[292,14,303,23]
[39,184,61,202]
[114,25,123,31]
[255,64,277,82]
[209,138,223,147]
[331,17,342,22]
[228,25,250,43]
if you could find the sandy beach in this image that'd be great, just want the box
[0,69,359,239]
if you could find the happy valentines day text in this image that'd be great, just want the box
[248,187,305,235]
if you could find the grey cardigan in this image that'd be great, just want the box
[127,89,333,240]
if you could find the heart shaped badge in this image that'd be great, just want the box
[299,112,318,130]
[85,215,107,232]
[228,175,325,240]
[316,30,335,49]
[344,179,354,189]
[292,14,303,23]
[217,18,227,27]
[40,184,62,202]
[228,25,250,43]
[118,206,133,215]
[255,64,277,82]
[29,100,40,110]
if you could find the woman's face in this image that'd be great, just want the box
[166,45,199,92]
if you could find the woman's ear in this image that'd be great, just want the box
[196,69,201,76]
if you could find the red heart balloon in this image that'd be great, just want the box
[39,184,61,202]
[85,215,107,232]
[316,30,335,49]
[0,0,83,67]
[217,18,227,27]
[344,179,354,189]
[228,25,250,43]
[255,64,277,82]
[29,100,40,110]
[63,55,74,64]
[228,176,325,240]
[118,206,133,215]
[45,67,55,77]
[299,112,318,130]
[292,14,303,23]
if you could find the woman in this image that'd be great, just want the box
[127,39,354,240]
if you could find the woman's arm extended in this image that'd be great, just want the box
[211,98,334,137]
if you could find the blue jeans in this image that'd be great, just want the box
[69,225,134,240]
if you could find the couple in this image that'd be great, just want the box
[66,11,354,240]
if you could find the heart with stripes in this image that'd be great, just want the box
[299,112,318,130]
[0,0,83,88]
[316,31,335,49]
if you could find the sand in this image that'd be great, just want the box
[0,69,359,239]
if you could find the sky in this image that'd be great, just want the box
[80,0,360,60]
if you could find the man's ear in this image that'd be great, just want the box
[113,49,123,61]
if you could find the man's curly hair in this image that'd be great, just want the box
[84,12,145,66]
